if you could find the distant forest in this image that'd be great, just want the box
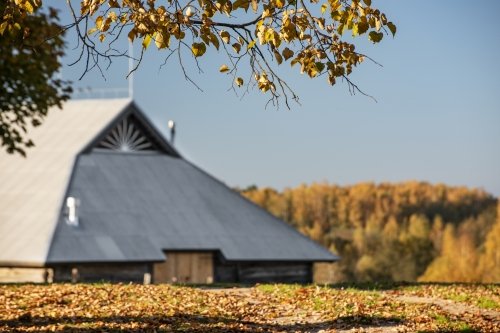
[239,182,500,283]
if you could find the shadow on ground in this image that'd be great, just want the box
[1,313,403,332]
[178,281,499,292]
[317,281,499,291]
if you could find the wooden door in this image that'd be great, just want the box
[154,252,213,284]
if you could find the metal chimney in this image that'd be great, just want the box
[168,120,176,145]
[66,197,80,226]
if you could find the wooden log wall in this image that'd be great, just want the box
[52,263,151,283]
[214,259,313,283]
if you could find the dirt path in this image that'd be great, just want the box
[205,288,408,332]
[203,287,500,332]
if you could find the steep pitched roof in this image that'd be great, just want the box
[47,153,337,263]
[0,99,131,266]
[1,99,338,266]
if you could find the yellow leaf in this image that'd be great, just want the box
[262,8,272,19]
[381,13,388,24]
[352,22,368,37]
[387,22,396,37]
[337,23,345,35]
[264,29,274,44]
[232,43,241,53]
[108,11,118,22]
[155,32,163,49]
[101,18,112,32]
[257,26,266,45]
[233,0,250,11]
[142,34,152,49]
[358,20,369,34]
[315,18,325,30]
[24,1,34,13]
[274,50,283,65]
[321,3,328,15]
[251,0,258,13]
[155,31,170,49]
[220,30,230,44]
[223,2,233,16]
[332,10,342,21]
[201,32,210,45]
[235,77,244,87]
[192,42,206,57]
[95,16,104,30]
[87,27,98,35]
[209,33,220,50]
[331,0,341,11]
[185,6,194,17]
[0,22,8,35]
[328,75,336,85]
[315,62,325,73]
[219,64,230,73]
[368,31,383,43]
[247,40,256,49]
[128,29,136,42]
[282,47,294,60]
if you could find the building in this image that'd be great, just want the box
[0,99,338,283]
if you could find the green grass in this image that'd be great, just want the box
[445,292,498,310]
[432,314,479,332]
[256,284,278,293]
[434,314,450,325]
[312,296,325,311]
[477,297,499,309]
[456,323,477,333]
[448,293,470,303]
[256,283,300,296]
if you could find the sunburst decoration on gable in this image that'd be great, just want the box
[98,117,154,152]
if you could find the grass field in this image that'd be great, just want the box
[0,283,498,332]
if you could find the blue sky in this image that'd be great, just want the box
[58,1,500,196]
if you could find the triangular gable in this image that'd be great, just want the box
[97,115,157,152]
[81,102,180,157]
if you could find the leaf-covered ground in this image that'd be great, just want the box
[0,283,498,332]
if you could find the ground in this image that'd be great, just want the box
[0,283,498,332]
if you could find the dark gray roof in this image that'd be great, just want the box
[47,151,338,263]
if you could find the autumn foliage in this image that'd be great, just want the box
[0,283,498,332]
[2,0,395,108]
[240,181,499,283]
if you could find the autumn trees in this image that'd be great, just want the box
[478,203,500,282]
[241,182,499,282]
[420,202,500,283]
